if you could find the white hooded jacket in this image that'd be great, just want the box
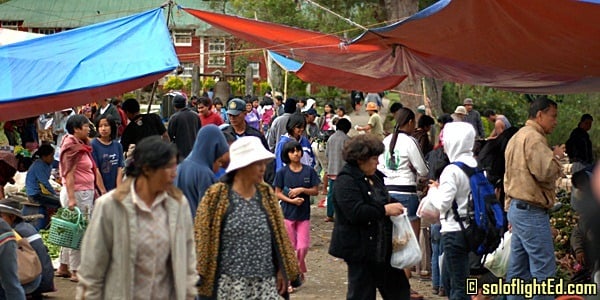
[426,122,477,233]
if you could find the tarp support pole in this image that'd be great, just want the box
[283,71,288,102]
[147,0,173,114]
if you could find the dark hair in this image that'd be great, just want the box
[281,140,302,165]
[298,98,307,105]
[337,106,346,115]
[580,114,594,124]
[284,98,297,114]
[483,109,496,118]
[437,114,453,125]
[95,116,118,140]
[343,135,384,165]
[198,96,212,107]
[388,107,415,163]
[336,118,351,133]
[275,95,283,101]
[286,113,306,135]
[65,114,89,134]
[528,96,557,119]
[124,136,177,178]
[213,97,223,106]
[418,115,435,128]
[261,97,274,106]
[324,103,334,112]
[33,144,55,159]
[389,102,403,114]
[122,98,140,114]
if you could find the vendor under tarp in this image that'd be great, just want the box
[0,8,179,121]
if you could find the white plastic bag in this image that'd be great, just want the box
[416,195,440,223]
[390,212,422,269]
[483,231,512,277]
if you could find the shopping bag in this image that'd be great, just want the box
[390,212,422,269]
[483,231,511,277]
[416,195,440,223]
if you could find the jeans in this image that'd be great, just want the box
[431,224,443,289]
[326,178,335,218]
[346,261,410,300]
[390,193,419,221]
[506,199,555,300]
[441,231,470,300]
[0,240,26,300]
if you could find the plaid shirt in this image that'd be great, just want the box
[326,130,349,176]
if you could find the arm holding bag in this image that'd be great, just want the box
[390,212,422,269]
[483,231,512,278]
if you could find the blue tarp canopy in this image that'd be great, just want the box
[0,8,179,121]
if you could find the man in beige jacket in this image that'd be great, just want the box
[504,96,564,300]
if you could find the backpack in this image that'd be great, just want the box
[450,162,505,255]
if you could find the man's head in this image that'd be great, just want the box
[274,95,283,106]
[579,114,594,132]
[0,198,24,226]
[173,94,187,111]
[197,97,213,117]
[284,98,298,114]
[483,109,497,122]
[226,98,247,128]
[389,102,403,115]
[528,96,558,134]
[454,106,467,117]
[122,98,140,120]
[365,102,378,115]
[336,118,351,134]
[418,115,435,131]
[304,108,318,124]
[463,98,474,112]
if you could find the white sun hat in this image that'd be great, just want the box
[225,136,275,173]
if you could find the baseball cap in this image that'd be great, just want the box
[173,94,187,108]
[227,98,246,116]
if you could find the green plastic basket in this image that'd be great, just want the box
[48,207,86,250]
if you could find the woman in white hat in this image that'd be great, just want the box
[195,136,301,300]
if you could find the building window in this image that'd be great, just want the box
[208,38,226,66]
[173,31,192,46]
[180,62,194,79]
[249,62,260,79]
[37,28,56,34]
[1,20,20,29]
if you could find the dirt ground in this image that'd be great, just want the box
[48,203,444,300]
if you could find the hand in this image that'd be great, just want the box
[428,180,439,189]
[354,125,360,131]
[385,202,405,216]
[292,197,304,206]
[68,198,77,210]
[276,269,287,295]
[553,145,565,159]
[575,252,586,266]
[288,187,303,198]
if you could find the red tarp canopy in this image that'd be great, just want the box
[183,0,600,94]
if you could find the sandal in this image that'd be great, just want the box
[54,271,71,278]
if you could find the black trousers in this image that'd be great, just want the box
[346,260,410,300]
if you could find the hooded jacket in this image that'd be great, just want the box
[175,125,228,218]
[425,122,478,233]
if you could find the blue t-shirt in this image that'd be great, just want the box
[273,164,320,221]
[91,139,124,191]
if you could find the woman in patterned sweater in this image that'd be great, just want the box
[195,136,301,300]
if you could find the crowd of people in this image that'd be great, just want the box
[0,89,598,300]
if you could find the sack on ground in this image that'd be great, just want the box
[14,230,43,284]
[451,162,505,255]
[390,213,422,269]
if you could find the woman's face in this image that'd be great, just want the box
[292,126,304,140]
[236,160,268,184]
[336,109,344,117]
[357,156,379,176]
[253,100,259,108]
[97,118,111,139]
[146,156,178,190]
[74,123,90,140]
[324,105,332,113]
[246,103,252,112]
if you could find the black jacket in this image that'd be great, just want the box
[566,127,593,165]
[328,163,392,263]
